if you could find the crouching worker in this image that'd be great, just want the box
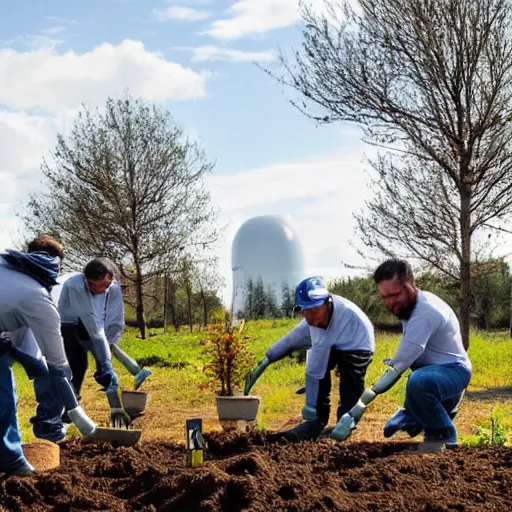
[0,236,97,476]
[57,258,147,427]
[244,276,375,442]
[331,259,472,452]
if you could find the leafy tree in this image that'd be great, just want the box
[281,280,295,317]
[252,276,268,319]
[265,284,280,318]
[23,95,218,338]
[272,0,512,348]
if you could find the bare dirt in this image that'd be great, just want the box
[0,432,511,512]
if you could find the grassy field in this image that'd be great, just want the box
[12,319,512,446]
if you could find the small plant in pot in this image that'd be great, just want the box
[203,320,261,423]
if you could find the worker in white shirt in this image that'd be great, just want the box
[57,258,151,426]
[331,259,472,452]
[245,276,374,441]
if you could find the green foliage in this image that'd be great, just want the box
[202,322,256,396]
[462,407,510,447]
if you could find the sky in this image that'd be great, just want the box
[0,0,377,305]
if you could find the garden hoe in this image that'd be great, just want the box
[83,412,142,447]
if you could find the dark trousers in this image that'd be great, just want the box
[61,323,90,398]
[316,349,373,424]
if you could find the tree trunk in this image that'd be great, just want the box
[163,273,168,334]
[186,282,193,332]
[199,283,208,328]
[168,281,178,331]
[134,262,147,340]
[459,184,471,350]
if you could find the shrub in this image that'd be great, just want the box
[202,322,256,396]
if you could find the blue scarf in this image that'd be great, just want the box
[1,249,60,290]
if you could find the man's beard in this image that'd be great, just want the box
[395,294,418,320]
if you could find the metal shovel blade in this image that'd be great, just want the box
[82,427,142,446]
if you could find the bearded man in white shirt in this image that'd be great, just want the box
[331,259,472,451]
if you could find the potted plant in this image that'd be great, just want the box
[203,319,261,421]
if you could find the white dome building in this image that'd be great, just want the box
[231,215,307,319]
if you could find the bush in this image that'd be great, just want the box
[202,322,256,396]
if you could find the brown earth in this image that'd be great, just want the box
[0,432,511,512]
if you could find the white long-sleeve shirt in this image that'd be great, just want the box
[391,290,471,374]
[266,295,375,379]
[57,274,125,345]
[0,260,67,367]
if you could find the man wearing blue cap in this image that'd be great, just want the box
[244,276,375,441]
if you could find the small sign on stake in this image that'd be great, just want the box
[186,418,204,467]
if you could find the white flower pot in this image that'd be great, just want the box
[215,395,261,421]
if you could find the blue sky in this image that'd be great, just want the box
[0,0,372,303]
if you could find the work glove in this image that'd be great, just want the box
[110,407,132,428]
[244,357,270,395]
[330,412,357,441]
[106,388,131,428]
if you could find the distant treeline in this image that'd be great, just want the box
[239,259,512,331]
[124,274,224,331]
[238,277,295,320]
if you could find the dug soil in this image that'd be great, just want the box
[0,431,510,512]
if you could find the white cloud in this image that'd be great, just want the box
[0,39,208,112]
[0,110,73,251]
[44,16,78,25]
[207,150,370,211]
[40,26,66,36]
[204,0,300,40]
[190,45,276,62]
[204,0,355,41]
[2,34,63,51]
[153,6,212,22]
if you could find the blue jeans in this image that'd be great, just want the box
[8,343,66,442]
[405,363,471,442]
[0,354,29,474]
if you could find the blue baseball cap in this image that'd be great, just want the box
[294,276,329,312]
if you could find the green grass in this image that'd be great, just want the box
[10,319,512,444]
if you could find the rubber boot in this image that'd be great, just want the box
[9,461,35,476]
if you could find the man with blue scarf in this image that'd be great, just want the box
[0,235,97,475]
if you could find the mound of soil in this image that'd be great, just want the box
[0,432,510,511]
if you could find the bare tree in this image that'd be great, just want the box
[271,0,512,347]
[22,95,219,339]
[193,255,224,328]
